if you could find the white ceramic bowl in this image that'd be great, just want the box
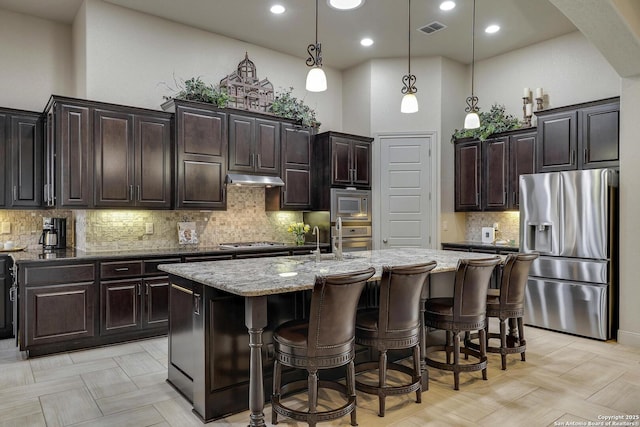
[3,241,15,250]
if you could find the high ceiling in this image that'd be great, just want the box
[0,0,577,70]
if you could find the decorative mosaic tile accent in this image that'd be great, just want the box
[74,186,302,252]
[465,212,520,244]
[0,210,74,250]
[0,187,302,252]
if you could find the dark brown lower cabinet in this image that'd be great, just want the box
[144,277,170,328]
[25,283,96,346]
[101,276,170,335]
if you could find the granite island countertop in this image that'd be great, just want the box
[159,248,502,297]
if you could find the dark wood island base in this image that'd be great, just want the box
[166,274,308,423]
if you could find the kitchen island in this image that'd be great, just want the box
[159,248,500,426]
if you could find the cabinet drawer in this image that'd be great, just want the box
[100,260,143,279]
[24,263,95,286]
[144,258,181,276]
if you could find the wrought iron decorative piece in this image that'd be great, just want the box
[401,0,417,95]
[219,52,274,112]
[306,42,322,68]
[466,95,479,114]
[400,0,418,113]
[402,74,417,95]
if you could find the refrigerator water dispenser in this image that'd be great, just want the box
[527,223,552,253]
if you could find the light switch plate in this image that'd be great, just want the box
[1,222,10,234]
[145,223,154,234]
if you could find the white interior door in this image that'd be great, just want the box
[376,133,436,249]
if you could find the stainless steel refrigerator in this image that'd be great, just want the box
[520,168,618,340]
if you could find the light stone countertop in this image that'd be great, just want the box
[158,248,503,297]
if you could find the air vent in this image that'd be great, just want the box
[419,21,447,35]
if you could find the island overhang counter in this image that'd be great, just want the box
[158,248,499,426]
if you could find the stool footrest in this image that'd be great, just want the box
[355,361,421,397]
[272,379,355,424]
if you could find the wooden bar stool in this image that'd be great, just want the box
[354,261,437,417]
[271,267,376,427]
[424,257,501,390]
[466,253,538,370]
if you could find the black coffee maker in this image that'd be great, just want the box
[39,217,67,251]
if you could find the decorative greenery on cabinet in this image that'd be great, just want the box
[268,87,320,128]
[163,78,320,128]
[451,104,522,142]
[163,76,230,107]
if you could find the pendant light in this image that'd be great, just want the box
[464,0,480,129]
[306,0,327,92]
[400,0,418,113]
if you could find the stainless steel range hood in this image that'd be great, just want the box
[225,173,285,187]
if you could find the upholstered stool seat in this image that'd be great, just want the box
[271,267,376,427]
[355,262,437,417]
[466,253,538,370]
[424,257,501,390]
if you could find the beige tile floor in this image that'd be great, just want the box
[1,324,639,427]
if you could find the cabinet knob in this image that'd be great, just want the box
[383,239,388,243]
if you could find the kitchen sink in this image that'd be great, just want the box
[307,252,355,262]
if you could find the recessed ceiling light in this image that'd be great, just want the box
[270,4,286,14]
[439,1,456,11]
[327,0,365,10]
[485,24,500,34]
[360,38,374,47]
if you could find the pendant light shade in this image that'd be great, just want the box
[401,93,419,114]
[400,0,418,113]
[306,0,327,92]
[464,0,480,129]
[306,67,327,92]
[464,111,480,129]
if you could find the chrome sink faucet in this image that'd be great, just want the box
[312,226,321,262]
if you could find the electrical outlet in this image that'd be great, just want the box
[145,223,154,235]
[1,222,10,234]
[443,220,449,231]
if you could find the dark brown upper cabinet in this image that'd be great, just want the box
[455,139,482,211]
[482,131,536,211]
[455,128,536,212]
[164,99,228,210]
[94,110,172,208]
[536,97,619,172]
[228,114,280,175]
[45,96,172,209]
[266,124,314,210]
[314,131,372,190]
[0,108,43,208]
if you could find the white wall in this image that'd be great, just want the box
[72,1,87,99]
[342,61,371,135]
[474,31,620,121]
[439,57,469,243]
[0,9,73,111]
[369,57,442,135]
[80,0,342,131]
[618,74,640,346]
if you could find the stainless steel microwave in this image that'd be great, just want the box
[330,189,372,222]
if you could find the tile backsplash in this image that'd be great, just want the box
[1,186,303,252]
[465,212,520,244]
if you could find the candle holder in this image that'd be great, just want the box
[535,97,544,111]
[522,97,532,127]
